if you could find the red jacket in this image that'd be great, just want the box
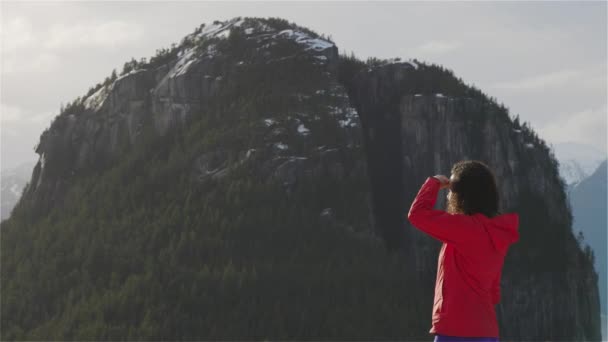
[407,176,519,338]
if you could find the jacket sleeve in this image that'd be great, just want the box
[492,268,502,304]
[407,176,477,246]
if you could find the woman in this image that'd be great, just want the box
[407,160,520,342]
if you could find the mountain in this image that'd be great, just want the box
[569,160,607,317]
[1,161,36,221]
[553,141,606,189]
[602,314,608,341]
[1,17,601,340]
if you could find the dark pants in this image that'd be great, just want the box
[434,334,499,342]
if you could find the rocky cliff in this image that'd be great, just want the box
[24,17,345,219]
[3,17,601,340]
[341,61,601,341]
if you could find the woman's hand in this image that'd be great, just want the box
[433,175,451,190]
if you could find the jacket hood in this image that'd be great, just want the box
[474,212,519,255]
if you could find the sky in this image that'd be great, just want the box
[1,1,607,170]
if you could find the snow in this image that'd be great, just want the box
[244,28,254,35]
[199,22,223,37]
[559,159,588,186]
[282,156,307,162]
[315,90,326,95]
[513,129,522,133]
[199,22,222,36]
[197,18,243,40]
[200,23,227,38]
[264,118,277,126]
[232,18,245,27]
[435,93,445,98]
[246,148,256,158]
[204,44,218,57]
[305,39,334,51]
[84,85,109,111]
[115,68,145,83]
[276,29,334,52]
[216,29,231,39]
[338,106,358,128]
[344,107,357,117]
[414,94,423,97]
[274,142,288,150]
[407,59,419,69]
[339,118,357,128]
[204,167,220,175]
[320,208,333,217]
[553,141,606,185]
[168,48,197,78]
[237,61,245,65]
[175,59,195,77]
[525,143,535,148]
[257,23,273,33]
[314,55,327,61]
[297,124,310,135]
[326,105,341,116]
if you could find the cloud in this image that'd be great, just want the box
[490,63,606,91]
[0,104,24,123]
[539,105,607,150]
[412,40,462,55]
[0,17,35,53]
[1,16,143,52]
[44,21,144,49]
[0,103,56,169]
[3,52,60,73]
[491,69,581,91]
[1,18,143,73]
[1,104,55,124]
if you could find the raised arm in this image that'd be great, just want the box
[407,176,477,246]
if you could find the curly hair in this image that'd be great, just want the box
[446,160,500,218]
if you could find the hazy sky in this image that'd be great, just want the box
[1,1,606,170]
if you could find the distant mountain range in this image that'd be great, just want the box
[553,141,606,189]
[569,160,607,308]
[1,161,35,221]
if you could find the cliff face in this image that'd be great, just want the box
[24,17,346,219]
[3,17,601,341]
[342,62,601,341]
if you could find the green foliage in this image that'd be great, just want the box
[121,58,140,76]
[1,29,434,340]
[1,108,425,339]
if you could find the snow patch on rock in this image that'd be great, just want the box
[274,142,289,150]
[264,118,277,126]
[84,85,111,111]
[276,29,334,52]
[297,124,310,135]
